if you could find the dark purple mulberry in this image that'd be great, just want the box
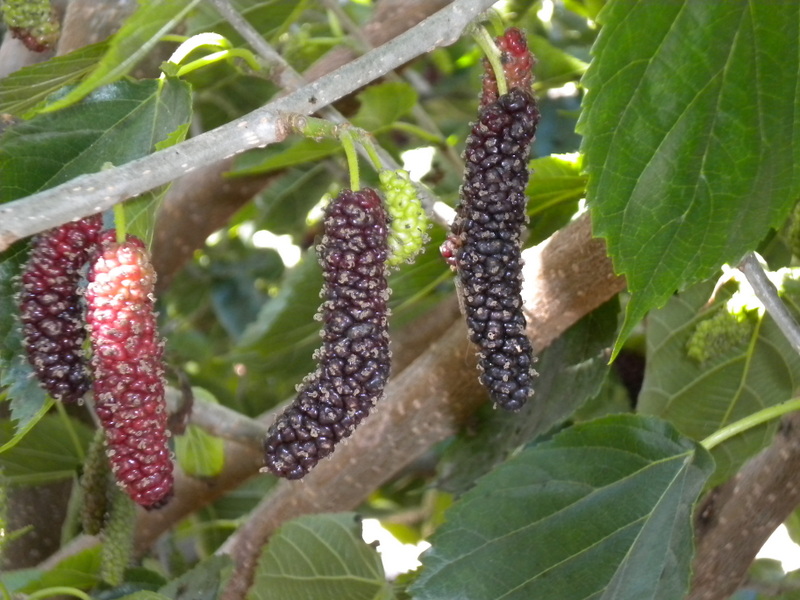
[86,231,173,509]
[19,215,102,403]
[264,189,391,480]
[451,86,540,411]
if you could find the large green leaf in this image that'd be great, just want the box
[159,554,231,600]
[411,415,713,600]
[0,415,93,485]
[0,42,108,117]
[18,546,102,593]
[638,280,800,486]
[247,512,393,600]
[0,78,192,203]
[437,298,617,494]
[40,0,203,113]
[579,2,800,353]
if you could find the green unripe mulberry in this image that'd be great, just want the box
[379,169,428,267]
[686,307,753,363]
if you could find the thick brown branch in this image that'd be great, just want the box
[690,412,800,600]
[217,212,625,599]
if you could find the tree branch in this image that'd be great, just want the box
[216,212,625,600]
[690,412,800,600]
[0,0,497,251]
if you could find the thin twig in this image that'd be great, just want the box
[207,0,448,225]
[739,252,800,355]
[0,0,495,250]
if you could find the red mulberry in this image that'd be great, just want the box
[19,215,102,403]
[451,86,540,411]
[263,188,391,480]
[86,231,173,509]
[481,28,535,107]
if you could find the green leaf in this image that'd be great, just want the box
[352,82,418,132]
[231,138,342,176]
[411,415,713,600]
[236,249,323,383]
[0,78,192,203]
[19,546,102,593]
[0,42,108,117]
[187,0,297,47]
[117,593,173,600]
[527,153,587,215]
[40,0,203,113]
[247,512,393,600]
[528,35,588,90]
[158,554,232,600]
[174,389,225,478]
[579,3,800,354]
[638,280,800,486]
[437,297,617,494]
[0,415,93,485]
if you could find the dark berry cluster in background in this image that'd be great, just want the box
[263,188,391,479]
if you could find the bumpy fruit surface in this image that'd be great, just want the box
[380,169,428,267]
[451,86,540,411]
[264,188,391,479]
[19,215,102,403]
[481,28,535,107]
[1,0,60,52]
[86,232,173,509]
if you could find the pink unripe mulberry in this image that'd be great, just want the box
[86,231,172,509]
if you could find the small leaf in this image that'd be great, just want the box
[411,415,713,600]
[527,153,587,214]
[579,3,800,354]
[0,415,93,484]
[231,139,342,176]
[247,512,393,600]
[528,35,588,90]
[19,546,102,593]
[0,42,108,117]
[174,389,225,478]
[638,280,800,485]
[158,554,232,600]
[40,0,203,113]
[352,82,418,132]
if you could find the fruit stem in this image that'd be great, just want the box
[341,132,360,191]
[472,25,508,97]
[113,203,126,244]
[701,397,800,451]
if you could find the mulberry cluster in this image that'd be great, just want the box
[380,169,428,267]
[86,231,173,509]
[451,78,540,410]
[19,215,102,403]
[264,188,391,479]
[1,0,60,52]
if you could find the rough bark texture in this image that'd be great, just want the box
[218,212,626,600]
[689,412,800,600]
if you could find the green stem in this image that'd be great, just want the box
[701,397,800,451]
[388,122,447,146]
[291,115,341,139]
[175,48,261,77]
[26,588,92,600]
[113,203,126,244]
[341,133,360,191]
[471,25,507,97]
[54,401,85,462]
[355,132,383,171]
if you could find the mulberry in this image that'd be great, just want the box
[86,231,173,509]
[481,28,535,107]
[264,188,391,479]
[19,215,102,403]
[451,86,540,411]
[380,169,429,267]
[1,0,59,52]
